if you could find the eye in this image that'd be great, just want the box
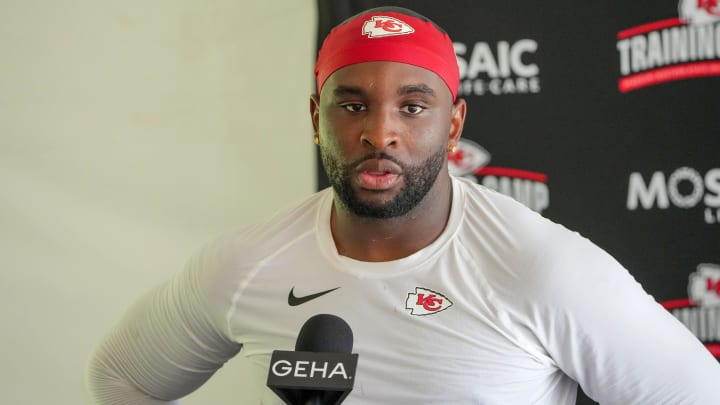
[341,103,367,112]
[401,104,426,115]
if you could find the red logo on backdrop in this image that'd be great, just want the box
[405,287,453,316]
[615,0,720,92]
[661,263,720,358]
[448,139,550,214]
[694,0,720,16]
[362,16,414,38]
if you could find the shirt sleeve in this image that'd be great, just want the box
[513,227,720,405]
[85,239,243,404]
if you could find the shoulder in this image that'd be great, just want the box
[455,176,555,236]
[454,176,574,270]
[454,177,625,302]
[165,190,330,332]
[179,189,329,302]
[198,189,330,270]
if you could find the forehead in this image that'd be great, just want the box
[321,61,452,100]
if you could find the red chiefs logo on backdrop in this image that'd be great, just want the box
[362,16,414,38]
[405,287,453,316]
[449,139,550,214]
[662,263,720,358]
[680,0,720,21]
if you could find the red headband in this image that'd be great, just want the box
[314,10,459,100]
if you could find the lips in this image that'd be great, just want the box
[354,158,402,190]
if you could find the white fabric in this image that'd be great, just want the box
[86,176,720,404]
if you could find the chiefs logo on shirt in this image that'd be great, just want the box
[405,287,453,316]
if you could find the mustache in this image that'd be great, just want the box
[348,152,404,169]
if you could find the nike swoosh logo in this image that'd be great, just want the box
[288,286,340,306]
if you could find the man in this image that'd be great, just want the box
[86,6,720,404]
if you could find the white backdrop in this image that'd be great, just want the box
[0,1,316,403]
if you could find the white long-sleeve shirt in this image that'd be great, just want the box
[86,177,720,404]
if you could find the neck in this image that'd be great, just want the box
[330,175,453,262]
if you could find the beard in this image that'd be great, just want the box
[320,146,447,219]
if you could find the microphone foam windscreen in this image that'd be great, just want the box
[295,314,354,353]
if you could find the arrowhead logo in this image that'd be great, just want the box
[362,16,414,38]
[688,263,720,307]
[288,287,340,306]
[405,287,453,316]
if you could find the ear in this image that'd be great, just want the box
[448,98,467,147]
[310,94,320,138]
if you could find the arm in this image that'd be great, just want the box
[86,241,242,404]
[524,231,720,404]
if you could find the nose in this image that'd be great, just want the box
[359,108,399,150]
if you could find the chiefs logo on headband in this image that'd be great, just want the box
[362,16,415,38]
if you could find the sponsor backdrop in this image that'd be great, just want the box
[315,1,719,403]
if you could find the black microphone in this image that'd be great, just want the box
[267,314,359,405]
